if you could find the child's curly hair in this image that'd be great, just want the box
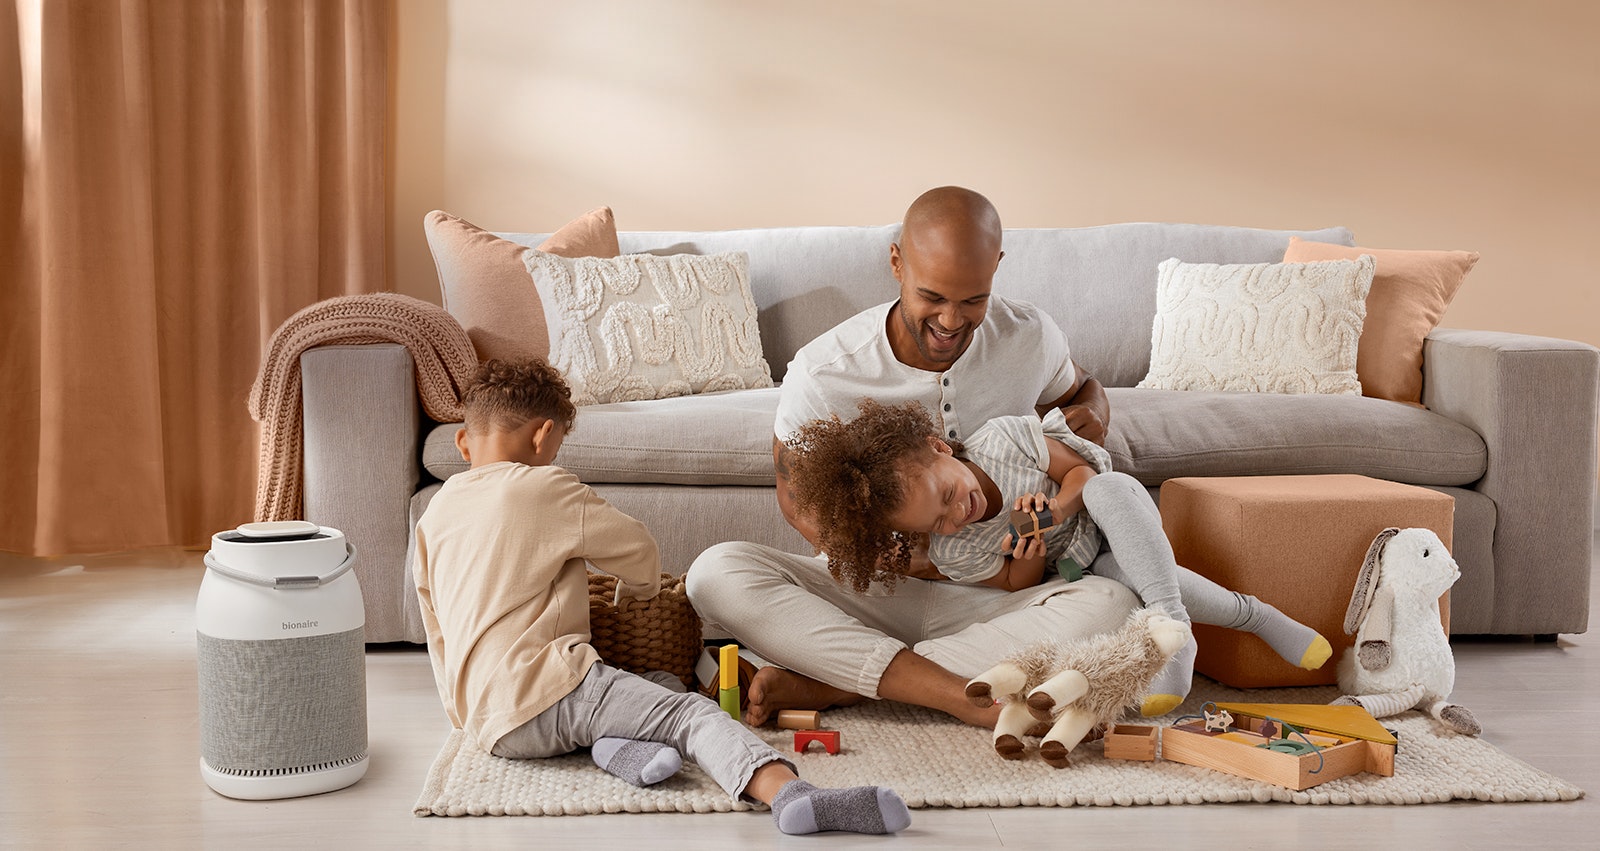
[785,399,951,593]
[461,357,578,434]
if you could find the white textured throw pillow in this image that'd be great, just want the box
[526,250,774,406]
[1137,255,1377,395]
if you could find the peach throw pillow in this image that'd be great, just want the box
[424,208,620,362]
[1283,237,1478,407]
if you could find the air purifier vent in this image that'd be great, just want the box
[209,752,369,778]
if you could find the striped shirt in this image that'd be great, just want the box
[927,409,1112,583]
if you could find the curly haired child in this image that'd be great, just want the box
[785,399,1331,714]
[413,359,909,835]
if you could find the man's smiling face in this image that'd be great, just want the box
[888,235,999,371]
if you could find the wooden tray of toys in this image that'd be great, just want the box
[1105,703,1397,791]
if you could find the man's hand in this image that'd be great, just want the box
[1057,403,1107,445]
[1039,360,1110,445]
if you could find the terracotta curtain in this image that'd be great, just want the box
[1,0,388,556]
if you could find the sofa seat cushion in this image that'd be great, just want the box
[423,387,782,485]
[424,385,1488,489]
[1105,388,1487,486]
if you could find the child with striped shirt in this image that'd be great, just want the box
[785,399,1331,714]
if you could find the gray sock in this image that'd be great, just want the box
[770,779,911,835]
[1229,594,1332,669]
[591,737,681,787]
[1177,569,1333,670]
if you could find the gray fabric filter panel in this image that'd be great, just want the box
[198,627,367,773]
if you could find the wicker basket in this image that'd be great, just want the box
[587,572,702,688]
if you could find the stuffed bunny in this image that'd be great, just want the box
[964,608,1191,767]
[1333,527,1480,735]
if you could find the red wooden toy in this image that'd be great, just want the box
[793,729,841,754]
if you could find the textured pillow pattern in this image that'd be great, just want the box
[424,208,619,363]
[1283,237,1477,407]
[528,251,773,406]
[1138,256,1376,395]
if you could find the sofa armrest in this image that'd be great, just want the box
[1423,327,1599,634]
[302,344,421,643]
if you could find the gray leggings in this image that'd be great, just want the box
[491,662,794,800]
[1082,471,1267,630]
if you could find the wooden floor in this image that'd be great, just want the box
[3,538,1596,849]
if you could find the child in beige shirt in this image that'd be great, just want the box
[414,358,909,835]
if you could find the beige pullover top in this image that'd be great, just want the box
[414,461,660,751]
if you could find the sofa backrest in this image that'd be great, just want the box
[496,223,1353,387]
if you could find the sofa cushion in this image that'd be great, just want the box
[990,225,1356,388]
[1283,237,1478,408]
[498,225,905,385]
[425,383,1487,490]
[1105,387,1487,486]
[529,250,774,406]
[423,387,782,485]
[425,208,620,363]
[1137,255,1376,395]
[494,223,1357,387]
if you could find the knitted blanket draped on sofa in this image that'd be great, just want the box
[249,293,478,522]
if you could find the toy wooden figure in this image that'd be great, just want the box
[1008,505,1056,540]
[794,730,840,754]
[1202,705,1234,733]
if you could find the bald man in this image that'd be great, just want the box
[688,187,1174,729]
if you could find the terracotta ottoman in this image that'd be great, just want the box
[1159,475,1454,689]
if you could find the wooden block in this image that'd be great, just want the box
[1102,724,1158,761]
[1009,506,1056,539]
[794,729,840,754]
[777,709,821,730]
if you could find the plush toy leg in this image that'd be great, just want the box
[1038,706,1099,769]
[1331,682,1425,718]
[1425,699,1481,736]
[965,662,1027,708]
[993,700,1037,760]
[1024,669,1089,722]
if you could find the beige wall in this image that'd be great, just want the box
[391,0,1598,354]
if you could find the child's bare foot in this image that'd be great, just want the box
[746,666,863,726]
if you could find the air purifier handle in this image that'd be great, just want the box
[204,543,357,589]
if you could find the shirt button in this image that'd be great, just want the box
[942,378,950,386]
[943,403,951,412]
[948,430,957,438]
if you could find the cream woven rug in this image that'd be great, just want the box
[414,681,1581,816]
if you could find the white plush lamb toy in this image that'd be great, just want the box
[964,608,1191,767]
[1334,527,1480,736]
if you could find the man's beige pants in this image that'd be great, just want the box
[685,542,1140,700]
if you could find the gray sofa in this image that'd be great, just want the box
[298,222,1599,644]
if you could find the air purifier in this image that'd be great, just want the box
[197,520,368,800]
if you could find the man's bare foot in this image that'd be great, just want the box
[746,666,863,726]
